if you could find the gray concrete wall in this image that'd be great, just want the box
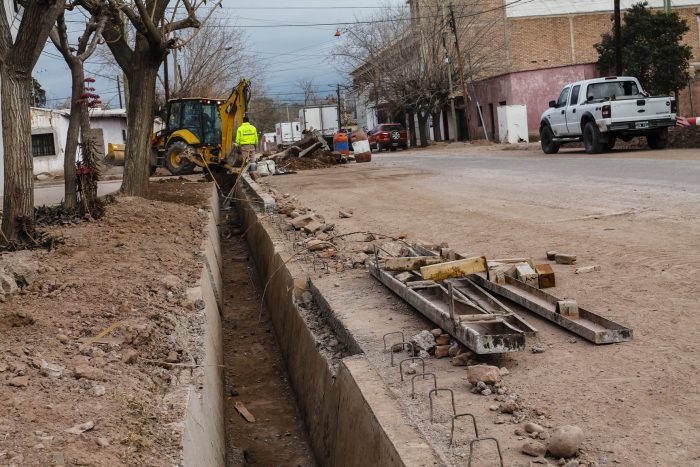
[180,185,226,467]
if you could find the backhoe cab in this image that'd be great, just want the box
[151,79,250,175]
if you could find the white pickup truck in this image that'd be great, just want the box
[539,77,676,154]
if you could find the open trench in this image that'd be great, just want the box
[220,207,316,467]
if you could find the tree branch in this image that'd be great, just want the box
[0,1,12,59]
[78,16,106,61]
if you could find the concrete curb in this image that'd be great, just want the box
[179,184,225,467]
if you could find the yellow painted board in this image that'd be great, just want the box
[419,256,487,281]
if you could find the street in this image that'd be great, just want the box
[29,179,123,206]
[265,144,700,465]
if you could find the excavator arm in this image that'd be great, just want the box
[220,79,251,159]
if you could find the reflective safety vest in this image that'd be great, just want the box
[236,122,258,147]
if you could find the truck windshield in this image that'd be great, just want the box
[587,81,640,100]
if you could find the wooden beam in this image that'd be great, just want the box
[420,256,487,281]
[382,256,444,272]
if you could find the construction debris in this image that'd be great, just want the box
[546,250,558,260]
[554,253,577,265]
[535,264,556,288]
[382,256,444,272]
[575,265,601,274]
[419,256,487,281]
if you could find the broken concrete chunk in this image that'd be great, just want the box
[466,364,501,384]
[410,330,436,353]
[575,265,600,274]
[535,264,555,288]
[338,210,353,219]
[65,421,95,435]
[554,253,577,265]
[40,360,65,379]
[522,440,547,457]
[556,300,579,320]
[290,213,317,229]
[515,263,539,288]
[302,220,324,234]
[414,238,439,252]
[351,252,369,266]
[525,422,545,433]
[429,328,443,338]
[546,251,558,260]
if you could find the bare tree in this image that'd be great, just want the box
[0,0,66,241]
[337,5,449,146]
[297,79,319,106]
[336,1,507,144]
[78,0,220,197]
[50,6,106,211]
[172,16,253,99]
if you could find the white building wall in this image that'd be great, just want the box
[0,0,23,192]
[91,116,127,155]
[30,108,70,176]
[507,0,700,18]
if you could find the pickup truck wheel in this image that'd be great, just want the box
[647,128,668,150]
[583,122,604,154]
[605,137,616,151]
[539,126,560,154]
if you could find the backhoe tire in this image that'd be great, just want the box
[647,128,668,150]
[540,125,560,154]
[164,141,196,176]
[583,122,603,154]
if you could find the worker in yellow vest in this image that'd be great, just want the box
[235,116,258,166]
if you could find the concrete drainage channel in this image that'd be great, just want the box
[179,177,439,466]
[233,174,441,466]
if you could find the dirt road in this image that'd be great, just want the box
[266,144,700,465]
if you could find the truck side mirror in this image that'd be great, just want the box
[548,100,557,108]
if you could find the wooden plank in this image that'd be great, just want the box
[419,256,487,281]
[234,401,256,423]
[382,256,444,272]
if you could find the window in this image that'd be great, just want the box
[167,102,181,131]
[586,80,641,101]
[556,87,570,108]
[32,133,56,157]
[121,129,127,142]
[570,85,581,106]
[380,124,403,132]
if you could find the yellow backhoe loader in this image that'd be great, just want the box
[150,79,250,175]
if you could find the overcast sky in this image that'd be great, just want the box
[34,0,405,109]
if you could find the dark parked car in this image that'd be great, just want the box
[367,123,408,151]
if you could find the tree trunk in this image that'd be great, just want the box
[431,112,442,142]
[417,112,429,147]
[407,111,417,147]
[121,64,158,197]
[1,70,34,240]
[64,65,85,210]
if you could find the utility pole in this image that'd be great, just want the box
[173,47,179,92]
[614,0,623,76]
[117,76,123,108]
[336,84,342,131]
[664,0,672,13]
[163,52,170,102]
[286,104,290,122]
[441,4,459,142]
[448,3,472,141]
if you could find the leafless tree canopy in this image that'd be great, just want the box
[172,16,254,99]
[335,1,507,144]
